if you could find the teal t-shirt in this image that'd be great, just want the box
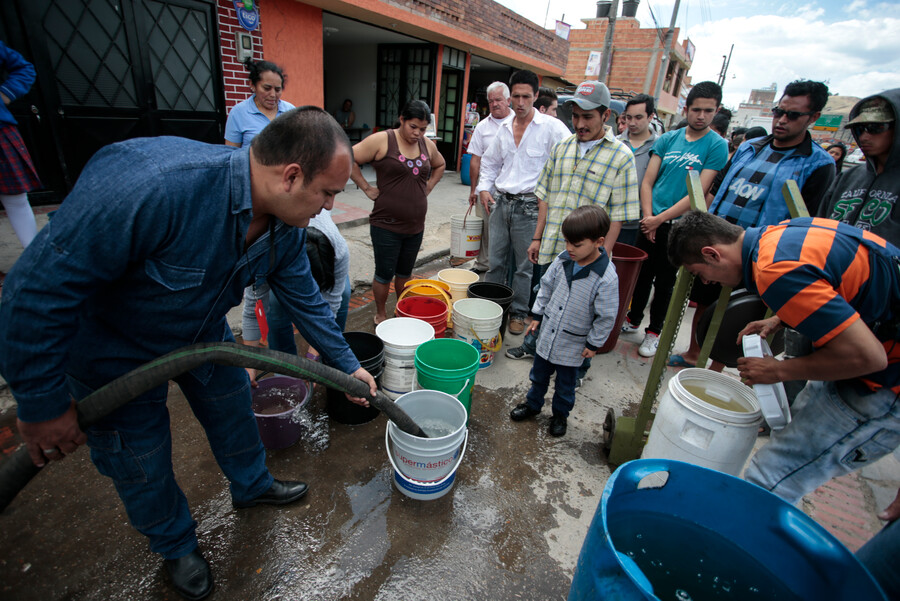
[650,129,728,216]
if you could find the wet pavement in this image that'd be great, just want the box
[2,173,899,599]
[0,289,640,600]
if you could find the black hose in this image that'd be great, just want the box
[0,342,426,512]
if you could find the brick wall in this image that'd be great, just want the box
[325,0,568,74]
[566,17,691,105]
[217,0,265,110]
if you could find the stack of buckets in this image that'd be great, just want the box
[414,338,480,417]
[466,281,514,337]
[395,286,450,338]
[437,268,479,322]
[326,332,384,425]
[376,317,435,400]
[385,339,478,500]
[451,298,503,369]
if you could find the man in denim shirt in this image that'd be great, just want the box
[0,107,376,600]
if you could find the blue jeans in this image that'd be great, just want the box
[267,289,298,355]
[336,274,351,331]
[626,224,676,335]
[70,363,272,559]
[857,518,900,599]
[525,354,577,417]
[486,193,538,318]
[745,380,900,505]
[266,273,352,352]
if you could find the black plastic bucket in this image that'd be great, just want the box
[466,282,514,337]
[327,332,384,425]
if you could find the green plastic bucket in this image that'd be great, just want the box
[414,338,480,418]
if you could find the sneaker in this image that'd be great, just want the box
[638,331,659,357]
[574,377,583,390]
[621,318,639,334]
[505,345,534,360]
[508,317,526,335]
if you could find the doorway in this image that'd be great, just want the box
[1,0,225,204]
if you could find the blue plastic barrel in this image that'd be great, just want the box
[569,459,886,601]
[460,153,473,186]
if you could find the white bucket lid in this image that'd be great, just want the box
[741,334,791,430]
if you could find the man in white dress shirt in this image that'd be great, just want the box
[476,69,571,334]
[467,81,512,274]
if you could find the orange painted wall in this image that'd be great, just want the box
[260,0,324,107]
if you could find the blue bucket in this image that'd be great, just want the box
[569,459,886,601]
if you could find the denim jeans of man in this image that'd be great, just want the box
[857,518,900,599]
[486,193,538,318]
[525,354,578,417]
[626,223,676,335]
[472,193,496,272]
[70,363,272,559]
[267,289,299,355]
[520,262,591,380]
[744,379,900,505]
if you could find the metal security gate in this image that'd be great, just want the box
[376,44,435,130]
[1,0,224,203]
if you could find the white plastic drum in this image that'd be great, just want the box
[642,368,763,476]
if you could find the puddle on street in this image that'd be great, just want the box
[0,371,593,600]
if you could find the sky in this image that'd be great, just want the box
[495,0,900,110]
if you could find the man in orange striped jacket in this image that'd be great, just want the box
[668,211,900,504]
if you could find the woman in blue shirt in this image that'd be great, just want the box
[225,58,294,148]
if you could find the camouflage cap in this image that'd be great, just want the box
[845,97,895,127]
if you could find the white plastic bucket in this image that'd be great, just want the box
[450,213,483,259]
[437,268,480,306]
[452,298,503,369]
[642,368,764,476]
[386,390,468,500]
[376,318,435,400]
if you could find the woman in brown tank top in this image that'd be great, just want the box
[350,100,446,324]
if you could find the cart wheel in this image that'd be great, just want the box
[601,408,617,455]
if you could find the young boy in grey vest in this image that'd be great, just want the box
[509,205,619,436]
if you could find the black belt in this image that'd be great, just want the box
[499,192,537,202]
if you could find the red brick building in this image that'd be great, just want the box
[3,0,570,203]
[565,16,694,125]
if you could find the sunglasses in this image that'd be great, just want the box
[771,107,815,120]
[850,122,892,136]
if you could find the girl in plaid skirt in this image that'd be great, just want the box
[0,40,40,248]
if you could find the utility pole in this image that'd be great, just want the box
[598,0,620,83]
[652,0,682,102]
[716,44,734,88]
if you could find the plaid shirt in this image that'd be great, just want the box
[534,126,639,264]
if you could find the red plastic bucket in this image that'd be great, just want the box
[395,295,449,337]
[598,242,648,354]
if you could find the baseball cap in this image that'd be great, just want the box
[566,81,611,111]
[845,97,895,127]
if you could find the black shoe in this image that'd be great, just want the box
[470,267,486,275]
[549,414,568,437]
[510,403,541,421]
[165,550,213,600]
[505,345,535,360]
[233,479,309,508]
